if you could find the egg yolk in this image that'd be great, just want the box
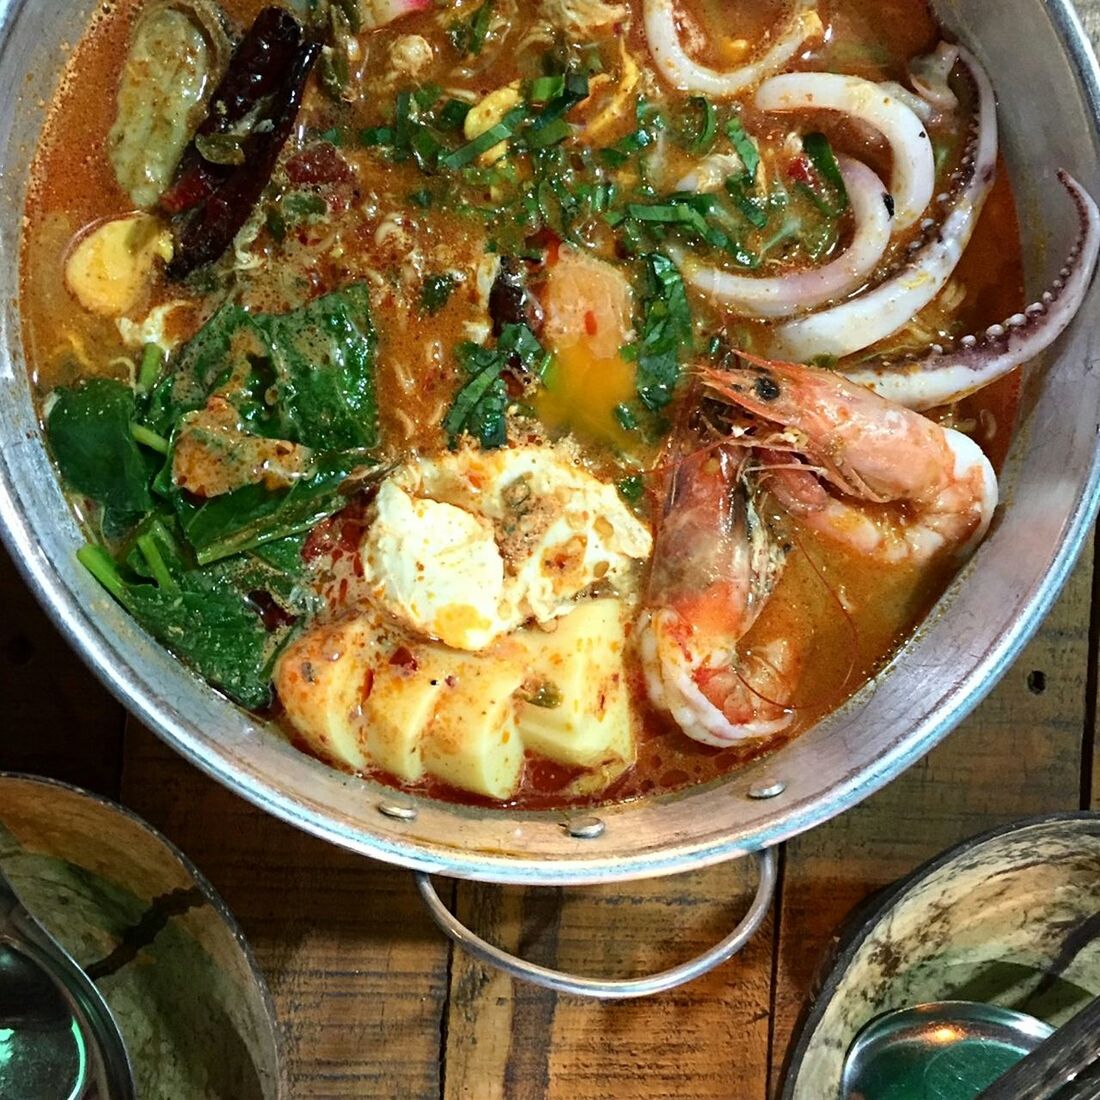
[534,339,638,451]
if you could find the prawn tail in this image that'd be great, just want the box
[639,610,798,748]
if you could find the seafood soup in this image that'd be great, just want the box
[21,0,1099,807]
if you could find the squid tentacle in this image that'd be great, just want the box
[769,46,998,364]
[754,71,936,230]
[842,170,1100,410]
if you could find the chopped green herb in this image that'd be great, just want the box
[444,324,547,449]
[684,96,717,153]
[726,114,760,181]
[632,252,693,413]
[449,0,494,55]
[414,83,442,111]
[617,474,645,503]
[614,403,638,431]
[421,272,457,314]
[437,98,471,131]
[802,132,849,215]
[526,116,572,149]
[725,175,769,229]
[528,74,565,104]
[359,125,393,147]
[441,105,526,169]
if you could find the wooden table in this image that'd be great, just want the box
[6,7,1100,1093]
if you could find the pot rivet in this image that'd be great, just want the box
[378,801,418,821]
[748,780,787,800]
[564,816,605,839]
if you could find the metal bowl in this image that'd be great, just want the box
[0,772,284,1099]
[0,0,1097,890]
[781,813,1100,1098]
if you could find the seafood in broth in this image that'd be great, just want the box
[22,0,1100,804]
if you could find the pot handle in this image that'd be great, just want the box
[414,847,778,1000]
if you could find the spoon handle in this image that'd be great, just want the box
[977,995,1100,1098]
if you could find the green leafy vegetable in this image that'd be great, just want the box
[47,379,156,537]
[421,273,458,314]
[176,449,372,565]
[444,324,547,449]
[50,282,386,707]
[449,0,494,55]
[631,253,693,413]
[78,541,282,708]
[801,131,849,215]
[150,285,379,453]
[255,284,379,452]
[726,113,760,181]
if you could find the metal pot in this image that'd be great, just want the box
[1,0,1098,998]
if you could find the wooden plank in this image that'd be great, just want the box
[443,864,774,1100]
[769,542,1095,1094]
[0,542,125,796]
[119,722,453,1100]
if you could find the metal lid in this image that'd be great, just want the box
[0,943,87,1100]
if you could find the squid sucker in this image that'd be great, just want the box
[842,170,1100,410]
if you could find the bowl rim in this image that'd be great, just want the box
[777,809,1100,1098]
[0,769,286,1098]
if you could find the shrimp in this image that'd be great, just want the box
[699,356,999,564]
[638,444,800,747]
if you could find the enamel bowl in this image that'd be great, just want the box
[0,0,1098,993]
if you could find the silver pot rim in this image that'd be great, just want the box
[1,0,1098,887]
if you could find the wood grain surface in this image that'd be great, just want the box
[3,3,1100,1096]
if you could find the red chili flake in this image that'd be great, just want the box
[787,155,814,185]
[584,310,599,336]
[444,674,458,688]
[361,667,375,701]
[527,227,561,265]
[286,143,353,186]
[389,646,419,672]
